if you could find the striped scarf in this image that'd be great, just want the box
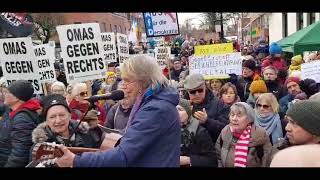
[232,125,252,167]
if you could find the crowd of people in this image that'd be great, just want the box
[0,37,320,167]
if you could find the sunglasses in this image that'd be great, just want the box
[79,91,88,97]
[188,88,204,95]
[257,103,270,109]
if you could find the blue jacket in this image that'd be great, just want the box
[279,94,295,114]
[74,86,181,167]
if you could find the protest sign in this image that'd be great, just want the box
[34,43,56,83]
[301,60,320,83]
[194,43,233,56]
[0,37,43,94]
[116,33,129,63]
[189,52,242,77]
[143,12,179,37]
[101,32,117,64]
[56,23,106,83]
[155,46,170,69]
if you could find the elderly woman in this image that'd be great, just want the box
[50,81,67,96]
[219,82,240,107]
[254,93,286,145]
[216,102,272,167]
[32,94,102,148]
[179,99,217,167]
[56,54,180,167]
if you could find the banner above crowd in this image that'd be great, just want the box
[194,43,233,56]
[143,12,179,37]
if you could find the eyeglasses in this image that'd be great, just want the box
[257,103,270,109]
[121,80,136,88]
[188,88,204,95]
[79,91,88,97]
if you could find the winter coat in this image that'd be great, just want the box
[192,89,230,143]
[73,86,181,167]
[170,69,184,82]
[246,94,256,108]
[279,94,295,115]
[105,102,131,131]
[215,124,272,167]
[181,117,217,167]
[0,99,41,167]
[31,121,102,148]
[235,76,254,102]
[265,80,287,100]
[0,104,11,166]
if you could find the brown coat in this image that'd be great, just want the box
[215,124,272,167]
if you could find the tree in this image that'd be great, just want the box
[31,13,64,43]
[200,13,241,32]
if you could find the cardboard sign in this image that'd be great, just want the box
[0,37,43,94]
[101,32,117,64]
[154,46,170,69]
[143,12,179,37]
[116,33,129,63]
[301,60,320,83]
[56,23,106,83]
[189,52,242,76]
[34,43,57,83]
[194,43,233,56]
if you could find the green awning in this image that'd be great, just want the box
[277,21,320,55]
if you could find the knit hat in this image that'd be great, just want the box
[299,78,319,97]
[233,102,255,123]
[179,98,192,119]
[269,42,282,55]
[242,59,256,72]
[249,75,268,94]
[284,77,300,87]
[42,94,71,119]
[287,100,320,136]
[291,55,303,65]
[184,73,205,90]
[7,80,34,102]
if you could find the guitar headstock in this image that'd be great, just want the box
[32,142,64,162]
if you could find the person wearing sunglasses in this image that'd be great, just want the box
[184,73,229,144]
[254,93,286,146]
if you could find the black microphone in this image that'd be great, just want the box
[84,90,124,102]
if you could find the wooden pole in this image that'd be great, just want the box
[42,82,48,96]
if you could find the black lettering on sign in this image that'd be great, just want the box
[66,27,95,42]
[120,46,128,54]
[104,44,114,51]
[102,34,111,42]
[3,41,27,55]
[66,42,99,58]
[5,61,33,73]
[39,70,54,81]
[7,79,40,91]
[66,57,105,74]
[119,36,127,44]
[34,47,46,56]
[38,59,50,68]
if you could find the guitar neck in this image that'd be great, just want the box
[66,147,100,154]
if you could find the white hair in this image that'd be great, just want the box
[51,81,66,92]
[71,82,87,97]
[120,54,168,89]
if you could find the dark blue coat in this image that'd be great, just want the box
[74,86,180,167]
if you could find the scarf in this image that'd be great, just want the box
[231,125,252,168]
[255,112,283,145]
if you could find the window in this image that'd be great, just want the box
[114,25,118,33]
[309,13,316,24]
[119,26,122,33]
[110,24,112,32]
[282,13,288,37]
[297,13,303,30]
[74,22,81,24]
[101,22,106,32]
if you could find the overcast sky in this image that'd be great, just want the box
[177,13,203,28]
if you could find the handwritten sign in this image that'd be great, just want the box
[155,46,170,69]
[189,52,242,76]
[194,43,233,56]
[143,12,179,37]
[301,60,320,83]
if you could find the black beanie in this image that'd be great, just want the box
[287,100,320,136]
[8,80,34,102]
[299,78,319,97]
[242,59,256,72]
[42,94,71,118]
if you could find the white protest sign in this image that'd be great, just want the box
[155,46,170,69]
[101,32,117,64]
[189,52,242,76]
[34,43,57,83]
[0,37,43,94]
[143,12,179,37]
[56,23,106,83]
[301,60,320,83]
[116,33,129,63]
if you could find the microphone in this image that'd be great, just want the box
[84,90,124,102]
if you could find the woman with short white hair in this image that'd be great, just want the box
[50,81,66,96]
[56,54,181,167]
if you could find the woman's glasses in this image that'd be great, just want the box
[79,91,88,97]
[257,103,270,109]
[188,88,204,95]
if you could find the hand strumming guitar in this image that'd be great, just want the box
[55,145,76,168]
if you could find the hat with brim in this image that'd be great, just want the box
[184,73,205,90]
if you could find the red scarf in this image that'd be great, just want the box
[9,98,41,118]
[232,125,252,168]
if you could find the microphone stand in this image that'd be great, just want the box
[67,101,96,142]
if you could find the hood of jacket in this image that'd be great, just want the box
[9,98,41,118]
[151,86,179,107]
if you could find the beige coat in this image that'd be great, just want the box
[215,124,272,167]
